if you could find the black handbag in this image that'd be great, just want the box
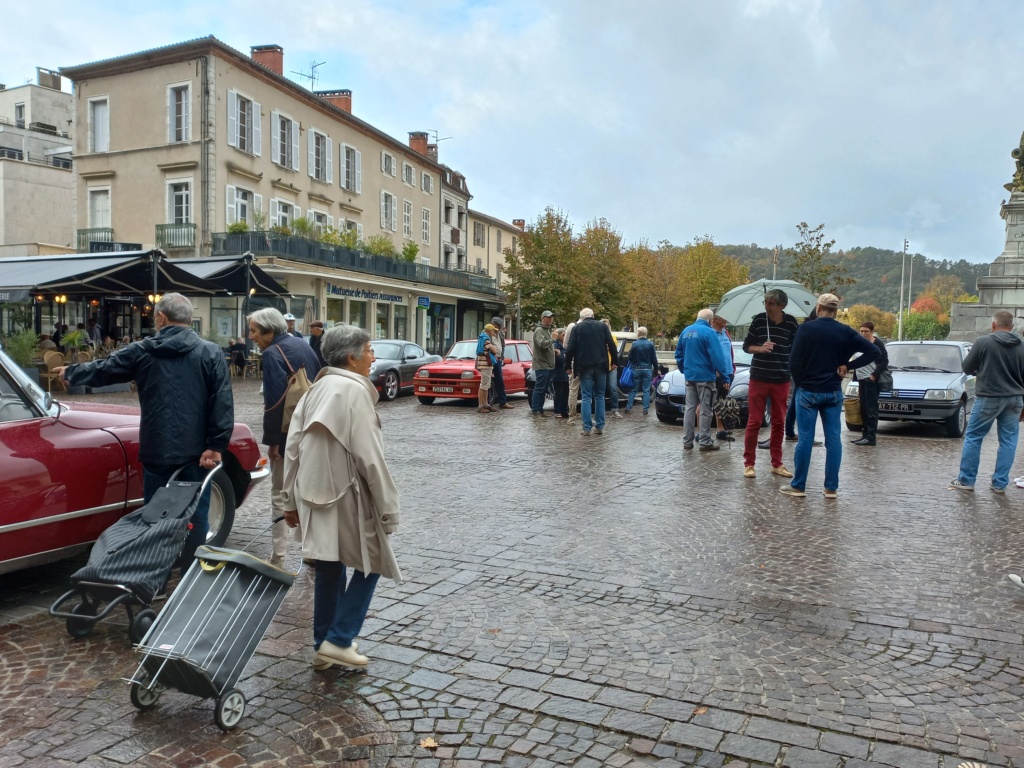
[877,369,893,392]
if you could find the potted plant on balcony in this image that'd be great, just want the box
[5,329,41,384]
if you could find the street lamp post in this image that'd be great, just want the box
[897,239,908,340]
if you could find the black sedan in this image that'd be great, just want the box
[653,367,768,427]
[369,340,441,401]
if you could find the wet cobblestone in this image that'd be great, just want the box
[2,378,1024,765]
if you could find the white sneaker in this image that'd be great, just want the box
[1008,574,1024,591]
[313,640,367,670]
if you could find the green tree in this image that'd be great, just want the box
[919,274,967,315]
[788,222,855,294]
[900,310,949,340]
[675,235,748,327]
[622,240,683,337]
[576,218,627,325]
[842,304,897,338]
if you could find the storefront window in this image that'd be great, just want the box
[210,297,238,345]
[427,304,455,355]
[349,300,367,329]
[394,305,408,340]
[326,298,343,325]
[375,304,390,339]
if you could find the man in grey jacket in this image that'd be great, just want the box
[531,310,556,416]
[950,310,1024,493]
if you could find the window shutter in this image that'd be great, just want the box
[391,196,398,232]
[357,223,363,240]
[166,184,173,223]
[293,205,301,221]
[380,151,386,172]
[182,88,189,141]
[355,149,362,193]
[340,144,349,188]
[252,101,262,157]
[226,184,236,225]
[325,137,333,184]
[411,168,416,187]
[380,191,387,229]
[307,209,315,223]
[253,194,263,225]
[308,131,315,178]
[227,91,238,148]
[291,120,300,171]
[167,87,174,143]
[327,215,334,228]
[269,198,279,226]
[271,111,280,164]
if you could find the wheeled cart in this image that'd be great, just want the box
[126,545,294,730]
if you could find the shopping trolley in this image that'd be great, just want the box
[125,532,295,731]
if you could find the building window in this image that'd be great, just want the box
[226,184,261,226]
[342,144,362,193]
[310,210,331,236]
[168,182,191,223]
[457,207,466,230]
[167,84,190,143]
[402,162,415,186]
[496,230,502,252]
[443,245,453,270]
[380,191,397,232]
[89,97,109,153]
[14,103,24,129]
[380,151,396,177]
[403,200,413,238]
[443,199,453,225]
[270,199,299,227]
[88,188,111,228]
[421,172,434,194]
[473,221,485,247]
[227,90,261,156]
[308,128,332,183]
[272,112,299,171]
[421,208,430,244]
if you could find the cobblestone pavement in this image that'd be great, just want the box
[3,378,1024,767]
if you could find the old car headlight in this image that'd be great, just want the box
[846,381,859,396]
[461,370,475,379]
[417,369,430,378]
[369,363,377,375]
[657,381,670,394]
[924,389,956,400]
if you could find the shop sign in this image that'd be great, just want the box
[417,296,430,309]
[0,289,30,302]
[325,282,403,303]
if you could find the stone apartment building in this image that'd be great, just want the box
[59,37,508,351]
[468,210,522,289]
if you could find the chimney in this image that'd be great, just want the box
[513,219,526,231]
[251,44,284,76]
[409,131,429,156]
[427,143,438,163]
[318,89,352,113]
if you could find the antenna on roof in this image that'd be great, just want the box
[427,129,453,143]
[292,60,326,91]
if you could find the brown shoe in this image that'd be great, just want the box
[477,406,491,413]
[500,403,514,409]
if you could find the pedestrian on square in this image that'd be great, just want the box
[490,316,513,410]
[781,293,879,499]
[850,321,889,447]
[59,293,233,572]
[601,319,624,419]
[552,328,570,417]
[565,308,618,436]
[625,326,658,415]
[531,311,556,417]
[308,320,326,369]
[742,288,800,478]
[676,308,732,451]
[248,307,323,568]
[283,313,303,339]
[710,313,736,439]
[281,323,401,671]
[476,323,500,413]
[564,310,585,424]
[949,310,1024,493]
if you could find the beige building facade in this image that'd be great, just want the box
[467,209,521,288]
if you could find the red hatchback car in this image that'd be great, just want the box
[414,339,532,404]
[0,349,268,576]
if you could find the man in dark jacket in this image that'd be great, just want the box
[61,293,233,569]
[850,321,889,446]
[626,326,659,415]
[530,310,556,416]
[249,307,323,566]
[565,308,618,436]
[951,310,1024,493]
[308,320,326,368]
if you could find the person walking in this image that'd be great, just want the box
[710,313,736,439]
[950,310,1024,493]
[601,319,624,419]
[283,313,303,339]
[308,320,326,368]
[625,326,658,415]
[281,324,401,670]
[850,321,889,447]
[59,293,233,572]
[742,288,800,478]
[489,316,513,409]
[564,310,585,425]
[565,308,618,436]
[676,309,732,451]
[531,311,556,417]
[476,323,500,413]
[249,307,323,567]
[781,293,879,499]
[552,328,570,418]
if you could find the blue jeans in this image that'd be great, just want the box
[626,365,653,412]
[143,462,211,571]
[957,395,1022,489]
[785,385,798,437]
[792,389,843,492]
[313,561,380,649]
[532,368,554,413]
[578,367,607,432]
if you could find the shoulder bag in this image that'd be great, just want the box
[876,369,893,392]
[266,345,311,432]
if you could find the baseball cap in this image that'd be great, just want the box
[817,293,840,310]
[484,323,496,332]
[283,313,296,320]
[541,310,554,318]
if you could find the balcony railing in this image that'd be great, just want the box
[0,145,72,169]
[156,222,196,250]
[212,231,503,296]
[77,227,113,253]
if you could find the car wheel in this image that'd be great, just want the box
[381,371,400,401]
[206,472,236,547]
[417,396,435,405]
[946,399,967,438]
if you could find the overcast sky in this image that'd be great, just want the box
[3,0,1020,264]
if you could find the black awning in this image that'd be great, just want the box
[168,256,290,297]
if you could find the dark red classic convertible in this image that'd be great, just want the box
[0,349,267,576]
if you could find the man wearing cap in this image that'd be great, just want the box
[676,308,732,451]
[284,313,303,339]
[531,311,556,416]
[781,293,879,499]
[308,320,326,368]
[490,316,513,409]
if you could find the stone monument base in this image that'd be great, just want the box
[948,302,1024,341]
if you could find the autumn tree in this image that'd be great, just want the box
[576,218,628,325]
[788,222,855,294]
[911,296,942,314]
[900,310,949,340]
[919,274,968,315]
[622,240,683,338]
[842,304,897,338]
[675,235,749,327]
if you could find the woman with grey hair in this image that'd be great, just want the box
[281,323,402,670]
[248,306,322,567]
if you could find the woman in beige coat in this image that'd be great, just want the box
[281,323,402,671]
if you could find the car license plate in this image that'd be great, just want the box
[879,402,913,413]
[434,386,454,393]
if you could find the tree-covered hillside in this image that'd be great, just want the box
[719,244,990,312]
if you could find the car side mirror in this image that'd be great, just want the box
[404,355,416,361]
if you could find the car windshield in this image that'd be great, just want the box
[0,349,53,416]
[444,341,478,360]
[371,342,401,360]
[886,344,962,373]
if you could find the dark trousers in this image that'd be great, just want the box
[553,380,569,415]
[785,385,798,438]
[858,377,880,442]
[492,364,507,404]
[532,368,554,413]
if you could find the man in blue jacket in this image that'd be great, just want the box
[675,309,732,451]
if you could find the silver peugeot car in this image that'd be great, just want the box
[845,340,974,437]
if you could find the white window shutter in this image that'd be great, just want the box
[357,223,363,240]
[269,198,279,226]
[355,149,362,193]
[182,88,189,141]
[380,151,386,172]
[325,137,333,184]
[226,184,236,224]
[252,101,262,156]
[166,185,172,223]
[308,131,315,178]
[291,120,300,171]
[392,206,398,232]
[380,191,387,229]
[227,91,238,148]
[411,168,416,187]
[307,209,315,222]
[327,215,334,228]
[271,111,280,164]
[340,144,349,188]
[167,87,174,143]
